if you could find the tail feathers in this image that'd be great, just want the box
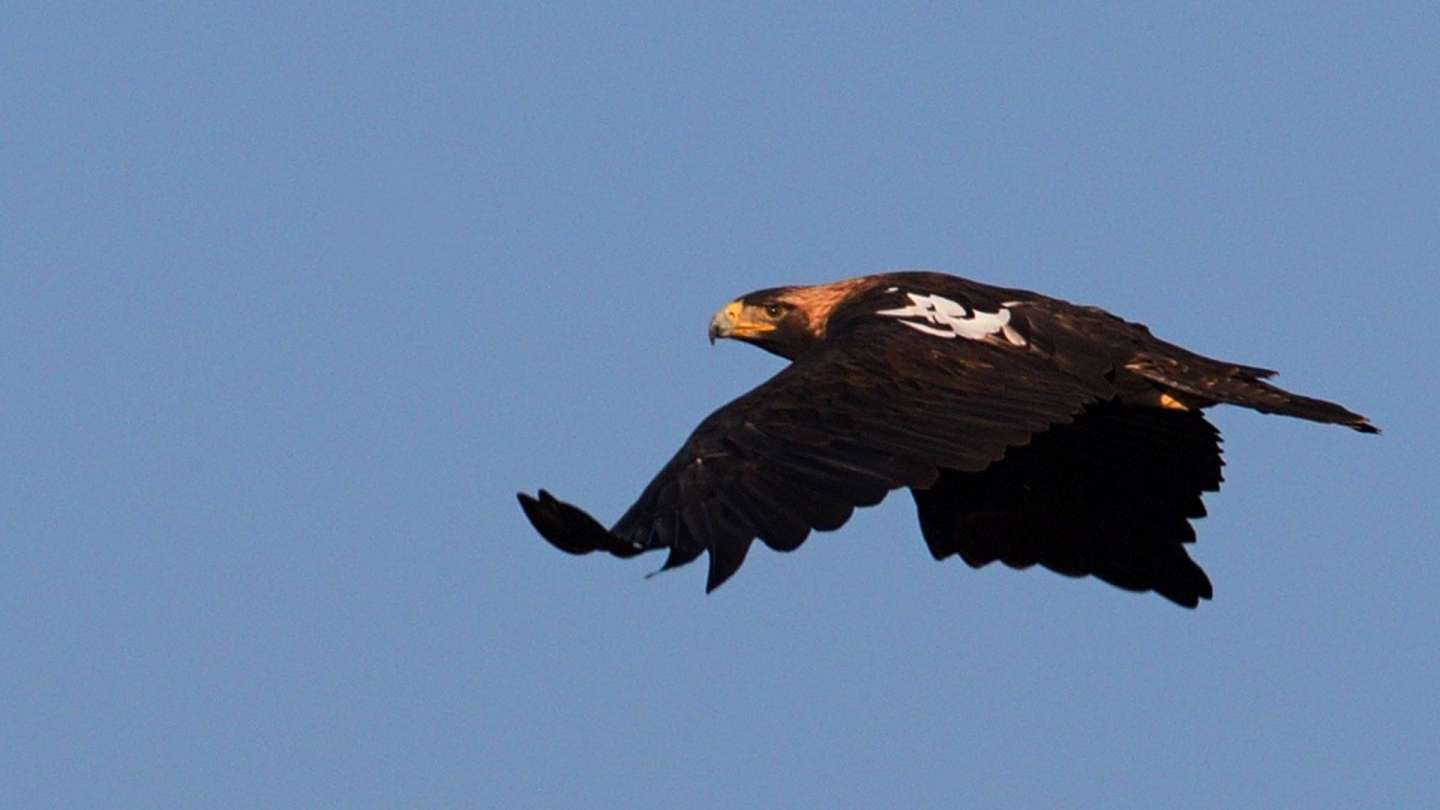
[1235,379,1379,433]
[1127,356,1378,434]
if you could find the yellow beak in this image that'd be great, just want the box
[708,300,777,344]
[708,301,742,344]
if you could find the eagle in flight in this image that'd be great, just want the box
[518,272,1376,607]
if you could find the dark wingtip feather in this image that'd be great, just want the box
[517,489,630,556]
[1157,564,1213,609]
[704,540,753,593]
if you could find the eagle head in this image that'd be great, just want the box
[707,287,823,360]
[708,277,883,360]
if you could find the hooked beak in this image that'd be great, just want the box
[708,300,743,344]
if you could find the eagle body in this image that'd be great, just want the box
[519,272,1376,607]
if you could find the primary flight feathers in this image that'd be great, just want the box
[518,272,1376,608]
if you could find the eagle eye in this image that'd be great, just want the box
[763,303,784,318]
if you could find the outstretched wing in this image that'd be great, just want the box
[912,400,1223,607]
[518,316,1114,591]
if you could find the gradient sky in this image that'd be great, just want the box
[5,4,1437,808]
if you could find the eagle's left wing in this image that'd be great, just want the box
[519,315,1114,590]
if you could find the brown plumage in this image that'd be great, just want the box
[518,272,1377,608]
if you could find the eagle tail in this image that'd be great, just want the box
[1219,378,1379,433]
[1127,355,1379,434]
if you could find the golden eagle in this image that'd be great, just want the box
[518,272,1376,607]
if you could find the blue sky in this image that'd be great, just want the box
[4,4,1437,807]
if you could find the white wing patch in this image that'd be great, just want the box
[876,292,1028,346]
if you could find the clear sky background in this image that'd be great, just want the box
[4,4,1437,808]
